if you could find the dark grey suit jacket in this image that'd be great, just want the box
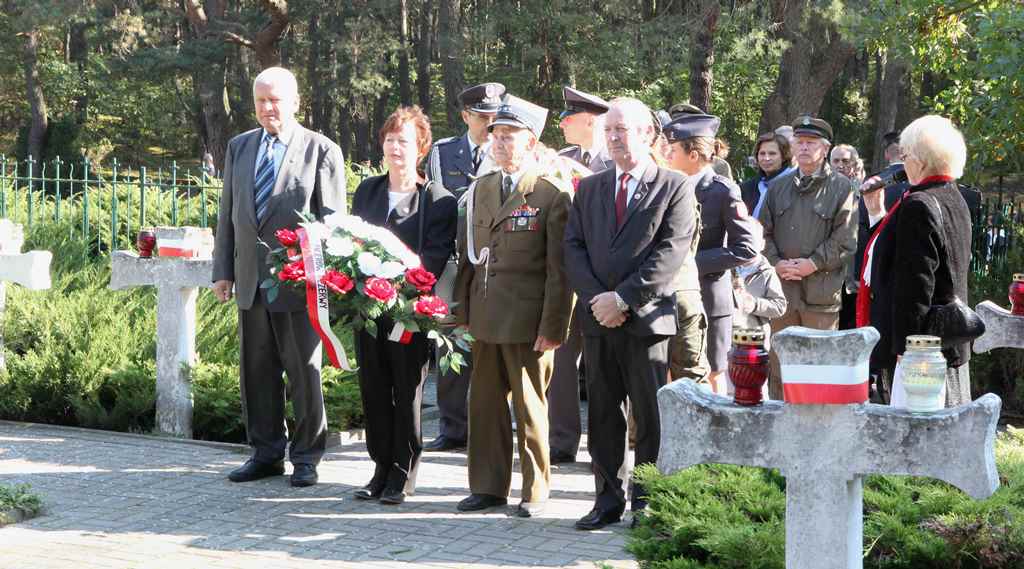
[564,163,700,338]
[693,168,759,317]
[212,125,347,312]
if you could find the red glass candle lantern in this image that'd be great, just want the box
[729,329,769,406]
[136,229,157,258]
[1011,273,1024,316]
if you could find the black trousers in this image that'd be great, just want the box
[436,347,471,442]
[239,296,327,465]
[583,330,670,513]
[354,321,429,493]
[548,305,583,456]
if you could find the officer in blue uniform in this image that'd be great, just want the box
[423,82,505,452]
[426,82,506,197]
[667,103,734,180]
[663,113,758,393]
[557,86,614,173]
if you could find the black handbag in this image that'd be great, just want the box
[924,295,985,348]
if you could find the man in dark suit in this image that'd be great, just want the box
[423,82,505,452]
[564,97,701,530]
[212,67,346,487]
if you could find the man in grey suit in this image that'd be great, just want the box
[212,67,347,487]
[564,97,701,530]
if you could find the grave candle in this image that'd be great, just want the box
[901,335,946,413]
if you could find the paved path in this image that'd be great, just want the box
[0,394,634,569]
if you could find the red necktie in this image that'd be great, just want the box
[616,173,630,228]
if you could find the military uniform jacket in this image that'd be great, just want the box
[757,164,858,313]
[426,134,496,197]
[693,167,759,317]
[453,168,573,345]
[564,164,700,338]
[557,145,615,173]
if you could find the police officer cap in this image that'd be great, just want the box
[667,102,705,119]
[653,110,672,129]
[458,82,506,113]
[560,86,609,119]
[489,95,549,138]
[662,113,721,143]
[792,115,833,141]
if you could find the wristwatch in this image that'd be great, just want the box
[613,292,629,313]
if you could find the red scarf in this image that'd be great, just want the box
[855,175,954,327]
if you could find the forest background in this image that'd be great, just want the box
[0,0,1021,184]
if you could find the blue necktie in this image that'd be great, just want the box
[254,136,276,223]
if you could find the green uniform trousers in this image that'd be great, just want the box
[468,341,553,503]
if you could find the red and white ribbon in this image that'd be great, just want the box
[781,363,869,404]
[388,323,413,344]
[298,224,352,370]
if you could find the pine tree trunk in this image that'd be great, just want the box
[22,30,49,161]
[438,0,465,132]
[757,0,855,133]
[415,0,433,112]
[183,0,232,167]
[398,0,412,106]
[688,0,719,112]
[871,51,909,171]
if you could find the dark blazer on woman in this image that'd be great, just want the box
[351,174,457,279]
[867,180,972,370]
[349,173,456,493]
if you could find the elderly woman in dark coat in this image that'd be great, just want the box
[858,115,973,406]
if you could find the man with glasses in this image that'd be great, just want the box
[424,82,505,452]
[757,115,858,400]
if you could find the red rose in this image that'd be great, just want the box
[278,260,306,282]
[414,295,450,318]
[363,277,397,303]
[321,270,355,295]
[404,266,437,293]
[275,228,300,247]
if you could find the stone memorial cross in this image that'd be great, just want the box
[974,300,1024,353]
[109,227,214,438]
[0,219,52,371]
[658,326,1000,569]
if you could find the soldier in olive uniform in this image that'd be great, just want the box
[454,96,573,518]
[757,116,858,399]
[423,82,505,452]
[663,114,759,393]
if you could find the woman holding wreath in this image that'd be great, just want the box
[350,106,457,504]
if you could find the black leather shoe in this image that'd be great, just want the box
[379,486,407,505]
[550,450,576,464]
[457,494,507,512]
[511,501,545,518]
[423,436,466,452]
[354,478,387,501]
[290,463,318,487]
[228,459,285,483]
[574,507,623,531]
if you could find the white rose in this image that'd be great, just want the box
[357,252,383,276]
[376,261,406,279]
[325,236,355,258]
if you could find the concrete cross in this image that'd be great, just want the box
[658,326,1000,569]
[973,300,1024,353]
[0,219,52,371]
[109,227,214,438]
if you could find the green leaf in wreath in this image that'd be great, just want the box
[403,320,420,333]
[365,319,378,338]
[260,278,277,290]
[266,285,279,304]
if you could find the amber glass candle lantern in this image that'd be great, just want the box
[728,329,769,406]
[1010,273,1024,316]
[136,228,157,258]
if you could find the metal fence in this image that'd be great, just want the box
[0,154,220,253]
[972,195,1022,275]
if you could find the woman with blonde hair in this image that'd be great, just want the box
[859,115,974,407]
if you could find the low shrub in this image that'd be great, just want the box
[0,484,43,522]
[630,428,1024,569]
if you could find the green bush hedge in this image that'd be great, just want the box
[1,208,364,442]
[630,428,1024,568]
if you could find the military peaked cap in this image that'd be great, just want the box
[489,95,549,138]
[668,102,706,118]
[792,115,833,141]
[663,113,721,142]
[560,86,609,119]
[458,82,506,113]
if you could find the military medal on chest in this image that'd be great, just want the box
[505,204,541,232]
